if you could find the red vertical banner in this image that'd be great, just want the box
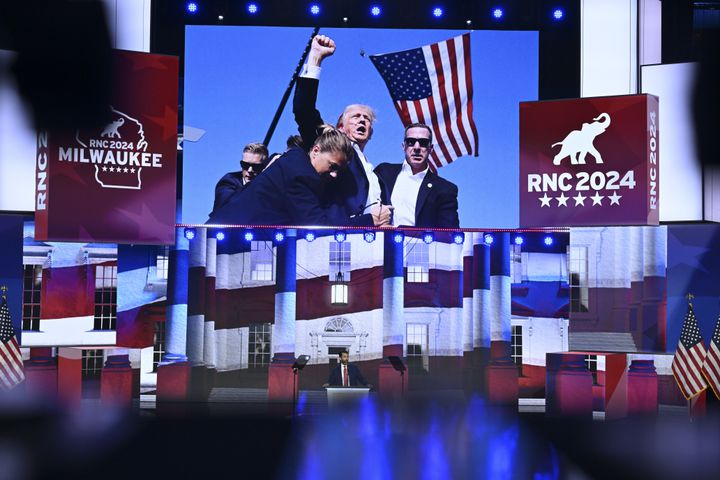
[519,94,659,227]
[35,50,178,244]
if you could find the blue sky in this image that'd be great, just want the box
[183,26,538,227]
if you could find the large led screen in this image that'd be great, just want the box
[183,26,538,229]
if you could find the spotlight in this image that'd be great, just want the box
[432,7,443,18]
[492,8,504,19]
[304,231,316,242]
[370,5,381,16]
[484,234,494,245]
[247,3,258,14]
[186,2,198,14]
[274,230,285,243]
[422,232,435,244]
[184,228,196,240]
[310,4,321,16]
[553,8,564,20]
[334,230,347,243]
[363,231,376,243]
[392,231,405,244]
[217,15,224,20]
[452,232,465,245]
[514,235,524,246]
[544,235,554,246]
[215,231,225,241]
[243,230,254,242]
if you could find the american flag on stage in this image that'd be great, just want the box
[671,303,708,400]
[702,314,720,400]
[0,294,25,391]
[369,33,479,169]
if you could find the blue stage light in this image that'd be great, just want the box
[247,3,258,14]
[310,4,321,16]
[432,7,443,18]
[514,235,524,246]
[334,230,347,243]
[393,231,405,244]
[544,235,554,246]
[553,8,564,20]
[243,230,254,242]
[492,8,504,19]
[215,231,225,241]
[186,2,198,14]
[484,234,494,245]
[370,5,381,17]
[304,231,316,242]
[274,230,285,243]
[452,232,465,245]
[184,228,196,240]
[364,231,376,243]
[422,232,435,244]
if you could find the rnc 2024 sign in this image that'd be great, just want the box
[34,50,178,244]
[519,94,659,227]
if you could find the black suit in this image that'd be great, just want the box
[211,171,245,214]
[374,162,460,228]
[206,148,374,227]
[328,363,368,387]
[293,77,373,218]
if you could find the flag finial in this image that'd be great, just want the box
[686,293,694,305]
[0,285,6,299]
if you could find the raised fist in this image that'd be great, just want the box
[308,35,336,66]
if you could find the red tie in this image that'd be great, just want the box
[343,365,349,387]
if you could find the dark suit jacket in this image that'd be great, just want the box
[206,148,374,227]
[374,162,460,228]
[211,171,245,215]
[293,77,372,218]
[327,363,368,387]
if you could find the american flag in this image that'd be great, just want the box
[671,304,708,400]
[369,34,479,170]
[0,295,25,390]
[702,314,720,400]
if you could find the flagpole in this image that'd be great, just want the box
[262,27,320,147]
[686,293,695,420]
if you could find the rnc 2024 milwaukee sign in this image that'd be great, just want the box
[35,50,178,244]
[519,94,659,227]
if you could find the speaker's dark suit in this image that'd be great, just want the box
[374,162,460,228]
[293,77,373,219]
[211,171,244,215]
[327,363,368,387]
[206,148,374,227]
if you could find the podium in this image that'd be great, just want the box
[325,387,371,407]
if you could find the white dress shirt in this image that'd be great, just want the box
[341,363,349,386]
[391,161,429,226]
[301,64,382,213]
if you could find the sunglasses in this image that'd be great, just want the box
[241,160,268,172]
[404,137,432,148]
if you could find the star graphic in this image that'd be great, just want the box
[109,166,115,172]
[591,192,604,206]
[102,166,108,172]
[573,192,586,206]
[130,168,136,173]
[123,167,129,173]
[556,192,569,207]
[539,193,552,207]
[608,191,622,205]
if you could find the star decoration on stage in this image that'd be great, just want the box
[590,192,604,206]
[573,192,586,206]
[539,193,552,207]
[556,192,569,207]
[608,191,622,205]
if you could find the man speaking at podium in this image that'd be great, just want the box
[325,351,369,387]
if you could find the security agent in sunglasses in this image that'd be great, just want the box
[374,123,460,228]
[207,126,392,227]
[210,142,269,215]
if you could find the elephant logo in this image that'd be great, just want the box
[551,112,611,165]
[100,117,125,138]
